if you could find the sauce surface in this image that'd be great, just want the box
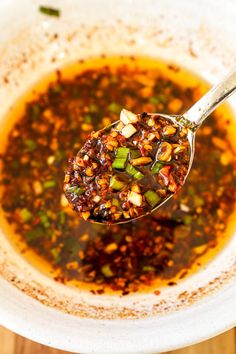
[0,57,236,295]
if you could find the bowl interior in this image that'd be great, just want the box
[0,0,236,353]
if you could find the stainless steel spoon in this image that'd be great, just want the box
[146,68,236,214]
[65,69,236,224]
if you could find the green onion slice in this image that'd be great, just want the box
[112,198,120,207]
[151,162,163,174]
[144,190,161,208]
[109,175,126,190]
[130,149,141,159]
[112,147,130,169]
[126,163,144,180]
[19,208,32,222]
[43,180,57,189]
[67,186,85,195]
[39,6,60,17]
[101,264,114,277]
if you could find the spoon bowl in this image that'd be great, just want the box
[65,111,193,224]
[104,113,195,225]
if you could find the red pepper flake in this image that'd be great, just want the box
[140,145,146,156]
[154,290,161,296]
[159,165,172,186]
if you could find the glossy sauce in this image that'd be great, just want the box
[0,57,236,295]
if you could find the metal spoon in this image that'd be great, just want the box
[65,69,236,224]
[147,68,236,212]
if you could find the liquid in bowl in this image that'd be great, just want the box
[0,57,235,297]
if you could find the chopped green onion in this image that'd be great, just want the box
[151,162,163,174]
[183,215,192,225]
[130,149,141,159]
[197,216,203,226]
[50,248,61,263]
[59,211,66,225]
[125,163,144,180]
[43,180,56,189]
[134,171,144,180]
[125,163,136,175]
[26,227,44,242]
[19,208,32,222]
[108,102,122,114]
[125,163,137,176]
[89,103,99,113]
[24,139,37,152]
[101,264,114,277]
[109,175,126,190]
[112,159,126,169]
[39,6,60,17]
[39,211,50,228]
[144,190,161,208]
[158,94,167,103]
[84,114,92,123]
[30,105,40,120]
[112,198,120,207]
[143,265,155,272]
[112,147,130,169]
[149,97,160,105]
[116,147,130,158]
[193,196,204,207]
[149,94,166,104]
[67,186,85,195]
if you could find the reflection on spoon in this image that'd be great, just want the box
[64,69,236,224]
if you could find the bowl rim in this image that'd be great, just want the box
[0,276,235,354]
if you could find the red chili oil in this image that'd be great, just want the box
[0,57,236,295]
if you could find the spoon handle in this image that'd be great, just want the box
[183,69,236,128]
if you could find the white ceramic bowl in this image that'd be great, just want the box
[0,0,236,353]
